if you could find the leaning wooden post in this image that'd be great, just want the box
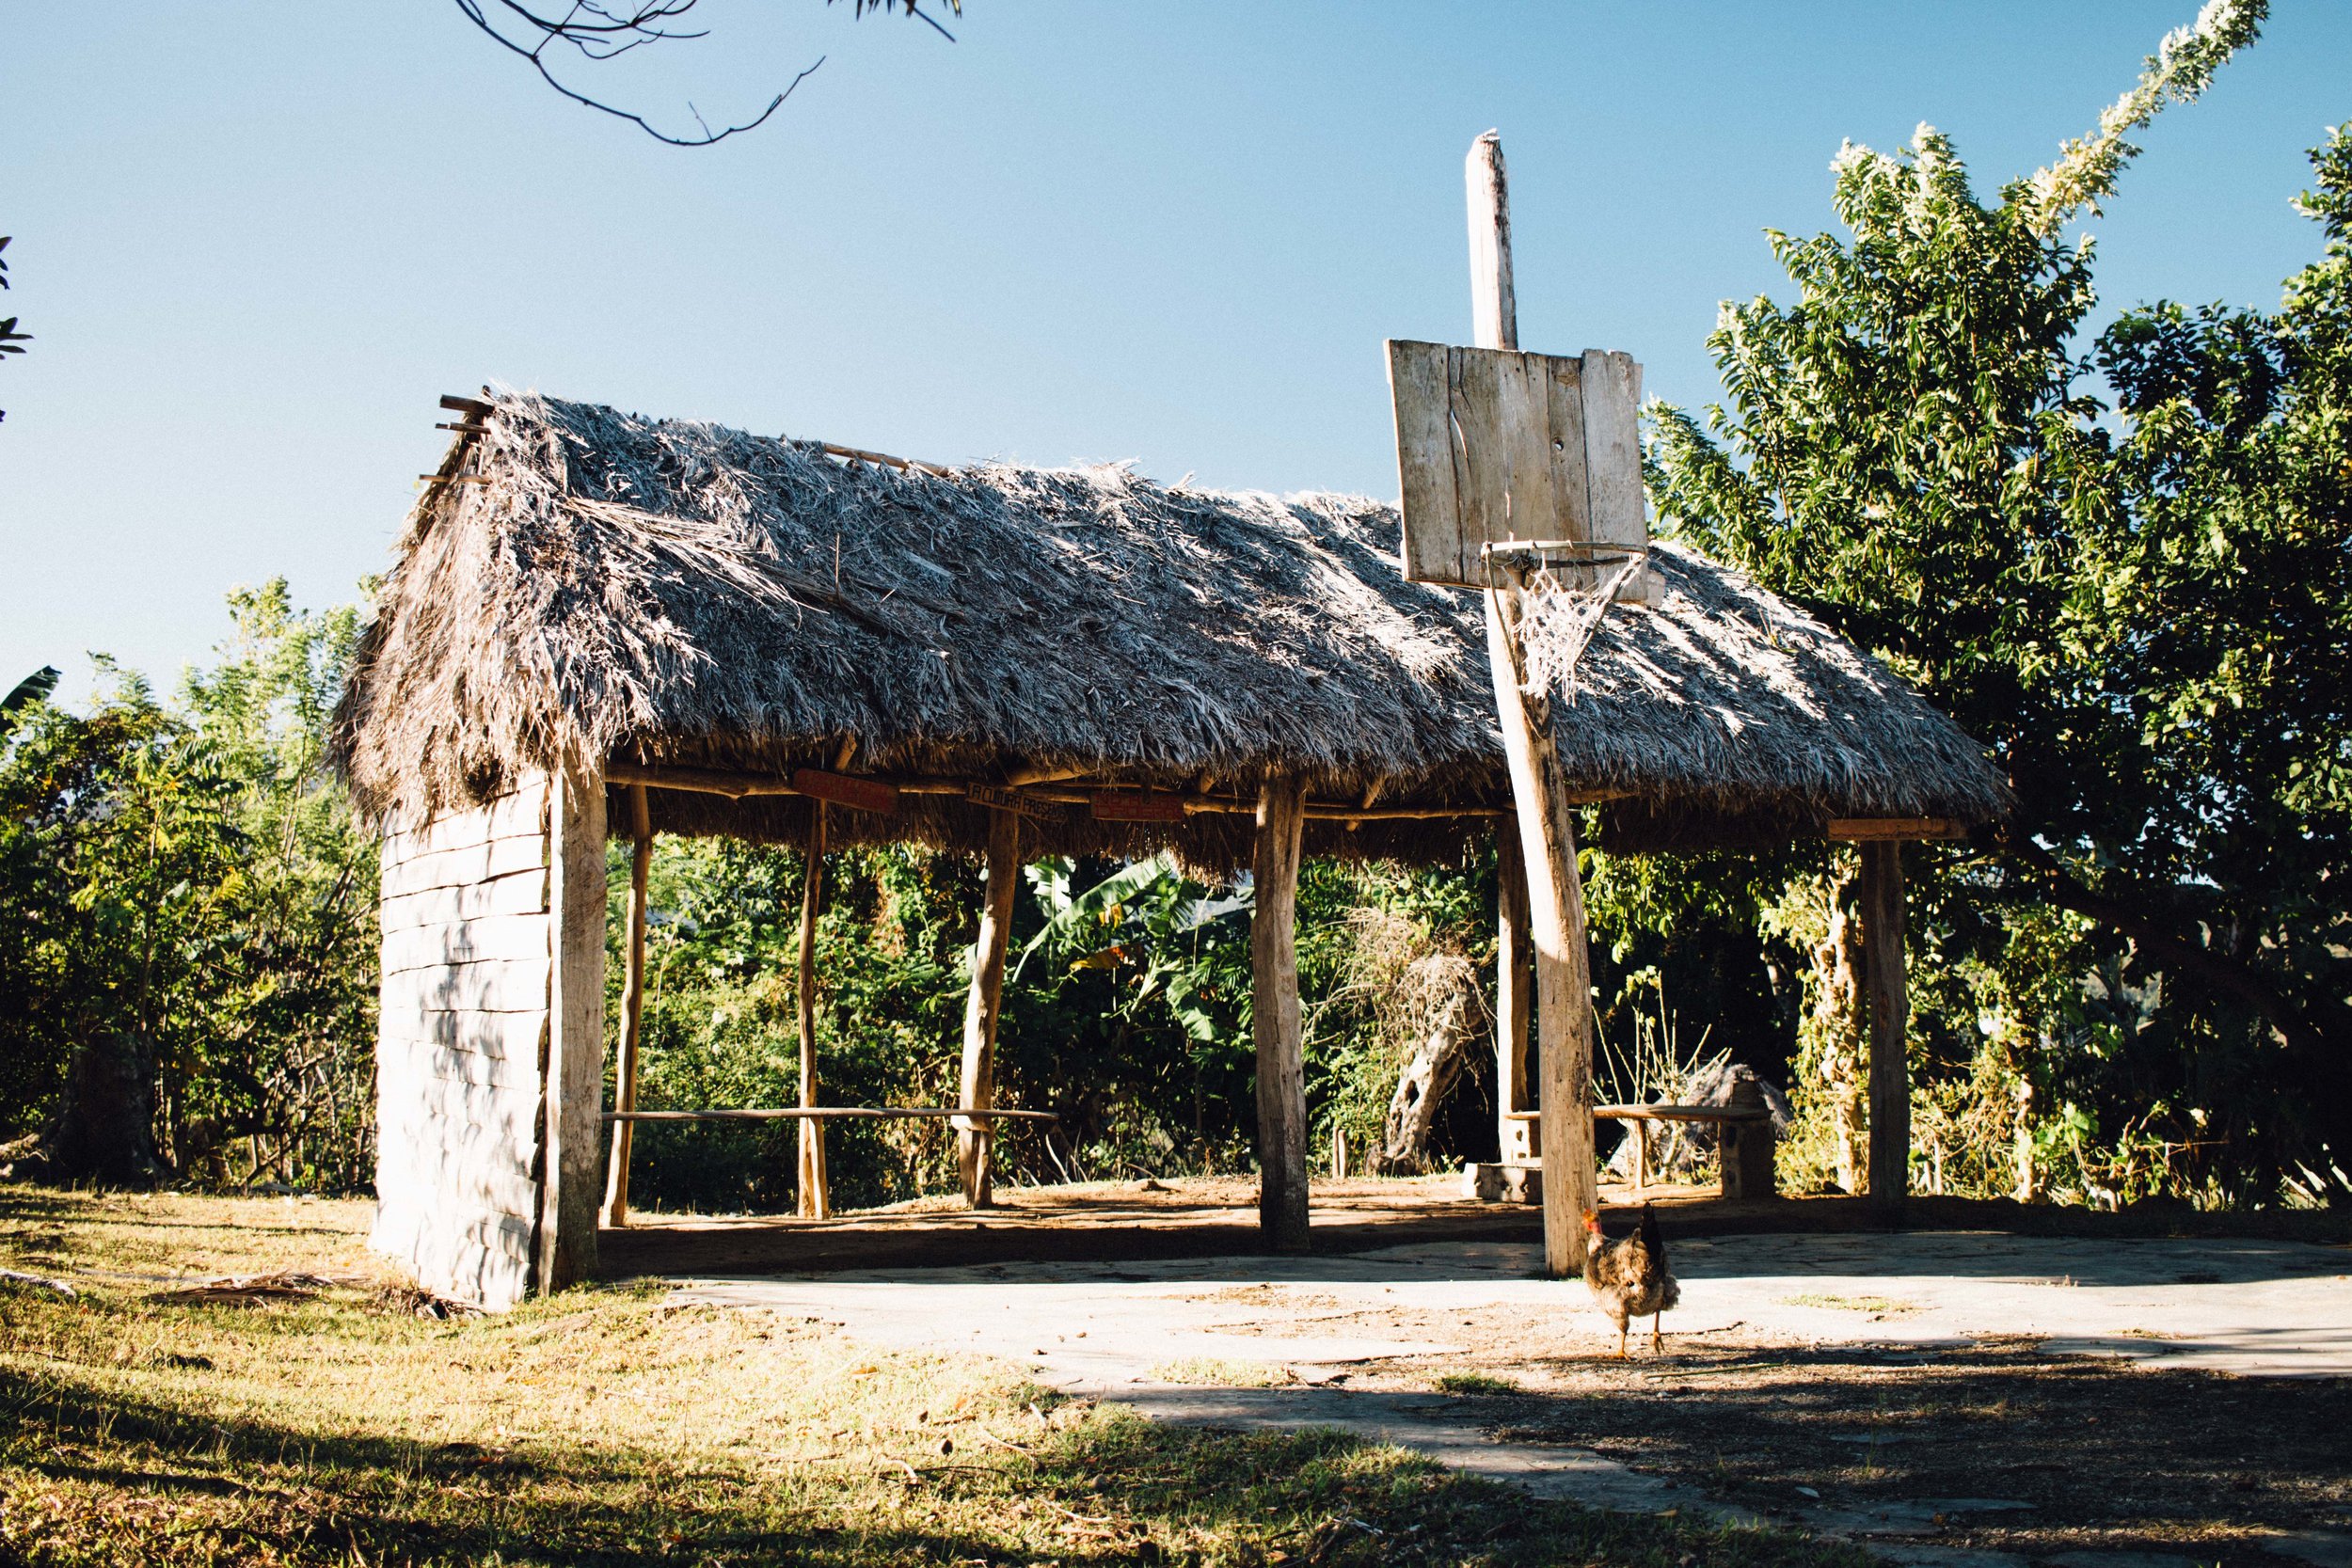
[796,802,831,1219]
[600,784,652,1228]
[1495,830,1535,1164]
[1469,131,1597,1275]
[538,763,608,1292]
[958,807,1020,1208]
[1252,776,1311,1252]
[1861,840,1910,1212]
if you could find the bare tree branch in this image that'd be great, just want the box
[453,0,962,147]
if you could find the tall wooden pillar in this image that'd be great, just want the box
[1486,594,1599,1273]
[959,807,1020,1208]
[1495,831,1535,1163]
[1862,840,1910,1212]
[538,764,607,1292]
[601,784,652,1228]
[1468,131,1597,1274]
[1252,777,1310,1252]
[796,803,830,1219]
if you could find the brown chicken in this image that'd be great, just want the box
[1581,1205,1678,1356]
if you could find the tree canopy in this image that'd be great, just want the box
[1648,0,2351,1198]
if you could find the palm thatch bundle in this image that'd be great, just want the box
[330,391,2007,866]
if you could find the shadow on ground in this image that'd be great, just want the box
[0,1356,1860,1568]
[1332,1338,2352,1565]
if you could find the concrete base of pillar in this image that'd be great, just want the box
[1462,1162,1542,1204]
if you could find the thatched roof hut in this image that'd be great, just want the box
[333,391,2007,860]
[341,387,2010,1310]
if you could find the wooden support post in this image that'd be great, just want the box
[1862,840,1910,1212]
[537,764,607,1292]
[1469,131,1597,1275]
[1495,831,1534,1163]
[959,807,1020,1208]
[1721,1075,1777,1200]
[1488,593,1599,1274]
[1253,777,1310,1252]
[601,784,652,1228]
[796,803,831,1219]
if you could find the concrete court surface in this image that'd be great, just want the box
[678,1229,2352,1383]
[677,1231,2352,1563]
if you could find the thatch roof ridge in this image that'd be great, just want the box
[330,390,2009,861]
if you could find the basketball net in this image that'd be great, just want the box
[1486,545,1647,702]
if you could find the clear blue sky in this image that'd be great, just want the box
[3,3,2345,702]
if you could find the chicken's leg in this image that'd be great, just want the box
[1615,1320,1629,1359]
[1651,1311,1663,1354]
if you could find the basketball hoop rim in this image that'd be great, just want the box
[1478,539,1648,565]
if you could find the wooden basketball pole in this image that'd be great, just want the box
[1467,131,1597,1275]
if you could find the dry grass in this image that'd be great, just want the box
[0,1185,1864,1567]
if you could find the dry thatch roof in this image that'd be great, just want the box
[331,391,2007,865]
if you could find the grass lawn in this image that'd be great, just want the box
[0,1185,1860,1567]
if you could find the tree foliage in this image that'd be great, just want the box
[0,584,378,1187]
[1647,0,2352,1202]
[610,837,1498,1211]
[0,235,29,424]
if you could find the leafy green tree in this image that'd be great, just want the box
[167,583,379,1186]
[0,584,377,1186]
[608,834,1503,1209]
[1648,0,2352,1200]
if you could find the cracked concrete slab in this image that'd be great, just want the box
[679,1230,2352,1381]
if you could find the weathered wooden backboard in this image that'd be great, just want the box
[1386,340,1658,599]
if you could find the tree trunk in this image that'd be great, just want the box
[43,1033,165,1185]
[1376,988,1474,1173]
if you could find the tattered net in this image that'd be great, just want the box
[1504,547,1649,701]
